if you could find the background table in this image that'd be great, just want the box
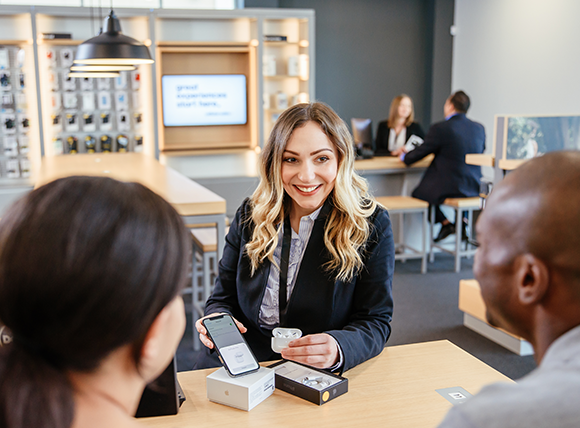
[36,153,227,259]
[141,340,511,428]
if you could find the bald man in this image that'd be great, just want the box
[438,151,580,428]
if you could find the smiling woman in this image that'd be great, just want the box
[194,102,395,373]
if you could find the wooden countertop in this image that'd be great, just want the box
[141,340,511,428]
[36,153,226,217]
[355,154,433,173]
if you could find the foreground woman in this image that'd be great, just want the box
[0,176,191,428]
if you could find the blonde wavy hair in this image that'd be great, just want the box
[387,94,414,128]
[245,102,377,282]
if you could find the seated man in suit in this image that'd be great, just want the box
[438,151,580,428]
[400,90,485,241]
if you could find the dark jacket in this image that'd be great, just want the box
[404,113,485,204]
[195,197,395,372]
[375,121,425,156]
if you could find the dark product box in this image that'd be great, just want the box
[269,360,348,405]
[264,35,288,42]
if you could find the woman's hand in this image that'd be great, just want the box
[195,313,247,350]
[391,147,406,157]
[280,333,339,369]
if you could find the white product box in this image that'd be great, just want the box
[206,367,274,411]
[298,54,309,80]
[263,55,276,76]
[287,55,299,76]
[275,92,288,110]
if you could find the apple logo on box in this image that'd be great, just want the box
[224,390,229,396]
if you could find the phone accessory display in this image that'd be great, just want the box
[0,49,9,69]
[2,114,16,134]
[48,70,59,91]
[80,77,94,91]
[82,92,95,111]
[101,135,112,152]
[116,134,128,152]
[6,158,20,178]
[45,49,57,67]
[3,136,18,156]
[83,113,96,132]
[19,158,30,178]
[0,46,31,180]
[97,78,111,90]
[52,114,63,133]
[115,91,128,111]
[63,92,78,109]
[0,71,11,91]
[84,135,96,153]
[66,135,78,154]
[60,48,74,68]
[51,93,62,111]
[65,112,79,132]
[17,114,29,133]
[53,137,64,155]
[62,71,76,91]
[44,46,144,155]
[97,91,112,110]
[131,70,140,90]
[18,135,29,154]
[1,93,14,109]
[134,135,143,153]
[117,112,130,131]
[114,73,128,89]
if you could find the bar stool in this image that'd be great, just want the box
[430,197,480,272]
[183,227,222,351]
[376,196,428,273]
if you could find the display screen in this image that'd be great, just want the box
[203,315,259,376]
[161,74,247,127]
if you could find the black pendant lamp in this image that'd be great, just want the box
[73,9,153,66]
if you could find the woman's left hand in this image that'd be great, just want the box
[391,147,406,157]
[280,333,339,369]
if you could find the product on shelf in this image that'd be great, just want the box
[116,134,128,152]
[66,136,78,154]
[101,135,112,152]
[53,137,64,155]
[84,135,96,153]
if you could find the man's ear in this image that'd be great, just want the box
[516,253,549,305]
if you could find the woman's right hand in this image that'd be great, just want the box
[195,313,247,350]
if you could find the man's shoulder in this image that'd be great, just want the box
[439,368,580,427]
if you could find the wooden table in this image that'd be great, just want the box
[36,153,227,259]
[141,340,511,428]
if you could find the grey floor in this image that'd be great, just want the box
[176,253,537,381]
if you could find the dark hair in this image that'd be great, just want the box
[0,176,191,428]
[449,90,470,113]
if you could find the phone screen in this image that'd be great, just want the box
[203,315,260,376]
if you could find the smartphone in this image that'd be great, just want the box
[202,314,260,377]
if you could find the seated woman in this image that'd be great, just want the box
[375,94,425,156]
[195,102,395,373]
[0,176,191,428]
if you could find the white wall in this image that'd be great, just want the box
[452,0,580,163]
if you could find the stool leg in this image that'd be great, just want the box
[421,208,427,273]
[455,208,462,272]
[203,252,212,307]
[191,244,201,352]
[429,205,435,263]
[468,208,474,244]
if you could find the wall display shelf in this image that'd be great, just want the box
[38,42,147,156]
[0,9,39,187]
[0,6,315,189]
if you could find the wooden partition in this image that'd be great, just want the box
[156,43,258,152]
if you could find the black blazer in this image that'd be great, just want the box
[195,197,395,372]
[375,121,425,156]
[404,113,485,205]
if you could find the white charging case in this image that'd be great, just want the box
[271,327,302,353]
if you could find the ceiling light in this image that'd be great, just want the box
[68,70,120,79]
[70,64,136,72]
[73,10,154,66]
